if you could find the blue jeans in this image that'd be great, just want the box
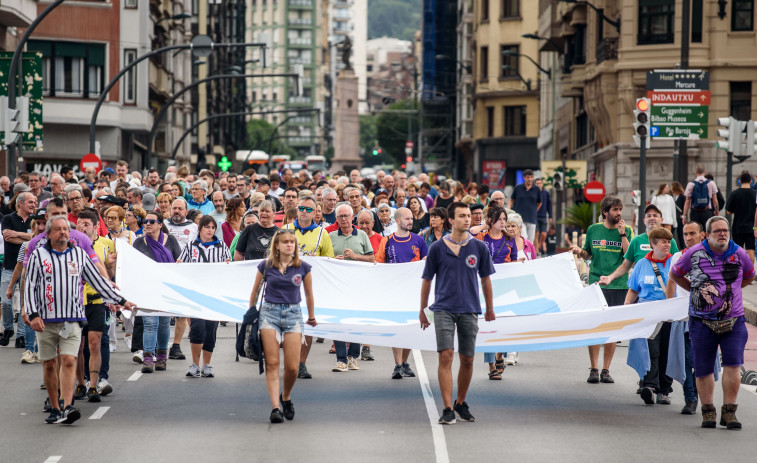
[24,324,36,352]
[0,268,16,332]
[334,341,360,364]
[141,316,170,354]
[683,331,697,402]
[484,352,507,363]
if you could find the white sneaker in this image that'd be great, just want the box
[132,350,144,364]
[32,352,40,363]
[124,334,132,351]
[109,342,117,352]
[97,378,113,396]
[21,350,35,364]
[506,352,518,365]
[187,363,200,377]
[200,364,214,378]
[347,356,359,370]
[332,361,348,372]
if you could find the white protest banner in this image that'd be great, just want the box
[116,244,687,351]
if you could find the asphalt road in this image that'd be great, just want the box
[1,325,756,463]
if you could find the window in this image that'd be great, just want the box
[482,0,489,21]
[486,107,494,137]
[29,40,105,99]
[124,49,137,104]
[572,25,586,65]
[480,46,488,81]
[638,0,675,44]
[692,0,703,42]
[733,0,754,31]
[125,0,138,7]
[730,82,752,121]
[504,106,526,136]
[501,0,519,18]
[500,44,518,78]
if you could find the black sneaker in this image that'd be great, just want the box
[45,409,62,424]
[169,344,185,360]
[14,336,24,348]
[640,387,655,405]
[438,407,456,425]
[681,400,698,415]
[636,380,644,394]
[297,362,312,379]
[0,329,12,346]
[599,369,614,383]
[43,397,52,413]
[280,394,295,421]
[401,362,416,377]
[360,345,375,361]
[453,401,475,422]
[87,387,101,403]
[74,384,87,400]
[587,368,599,383]
[58,405,81,424]
[391,364,402,379]
[269,408,284,423]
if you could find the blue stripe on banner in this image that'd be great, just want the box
[476,338,610,353]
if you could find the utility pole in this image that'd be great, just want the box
[677,0,691,184]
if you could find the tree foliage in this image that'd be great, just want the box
[246,118,295,156]
[368,0,422,41]
[376,100,417,166]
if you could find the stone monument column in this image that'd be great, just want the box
[331,68,362,174]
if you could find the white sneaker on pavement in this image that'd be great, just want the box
[347,356,359,370]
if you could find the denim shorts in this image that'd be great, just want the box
[689,316,748,377]
[259,302,304,341]
[434,311,479,357]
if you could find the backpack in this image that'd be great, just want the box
[235,267,267,374]
[691,179,710,211]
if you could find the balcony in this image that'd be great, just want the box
[595,37,618,64]
[289,17,313,27]
[289,96,312,104]
[288,37,312,47]
[288,0,313,9]
[289,57,312,65]
[0,0,36,27]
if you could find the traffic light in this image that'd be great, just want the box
[717,116,740,156]
[746,120,756,157]
[372,146,382,156]
[633,97,650,149]
[406,156,412,163]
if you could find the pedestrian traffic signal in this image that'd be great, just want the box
[746,120,756,157]
[372,147,382,156]
[633,98,650,149]
[717,116,740,156]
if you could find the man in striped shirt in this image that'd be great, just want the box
[26,216,134,425]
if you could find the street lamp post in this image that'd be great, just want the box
[88,37,267,154]
[146,72,300,168]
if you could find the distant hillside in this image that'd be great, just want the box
[368,0,422,42]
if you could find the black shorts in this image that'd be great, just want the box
[84,303,108,333]
[732,232,755,250]
[601,288,627,307]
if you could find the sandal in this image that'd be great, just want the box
[488,370,502,380]
[495,358,506,374]
[329,343,336,354]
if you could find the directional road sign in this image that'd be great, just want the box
[647,70,709,90]
[650,105,708,124]
[647,90,711,105]
[650,125,707,140]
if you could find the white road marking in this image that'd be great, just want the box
[740,384,757,397]
[44,456,62,463]
[412,349,450,463]
[127,371,142,381]
[89,406,110,420]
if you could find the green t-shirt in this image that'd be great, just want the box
[229,233,241,260]
[623,232,679,264]
[583,223,635,289]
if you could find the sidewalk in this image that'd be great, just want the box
[740,283,757,374]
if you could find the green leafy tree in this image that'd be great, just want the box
[368,0,422,41]
[246,118,295,156]
[376,99,417,166]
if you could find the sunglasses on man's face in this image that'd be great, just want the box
[298,206,314,213]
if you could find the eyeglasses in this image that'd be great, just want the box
[298,206,314,213]
[144,219,160,225]
[67,196,82,202]
[278,229,296,235]
[336,214,351,219]
[105,216,120,221]
[710,229,730,235]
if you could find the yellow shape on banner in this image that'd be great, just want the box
[487,319,643,343]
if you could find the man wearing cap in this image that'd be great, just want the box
[601,204,680,276]
[141,192,156,212]
[254,178,282,211]
[469,203,484,228]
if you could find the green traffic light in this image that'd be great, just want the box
[372,149,378,156]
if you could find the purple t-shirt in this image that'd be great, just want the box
[422,238,495,314]
[257,260,312,304]
[671,242,755,320]
[24,230,98,267]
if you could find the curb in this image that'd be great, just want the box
[745,303,757,327]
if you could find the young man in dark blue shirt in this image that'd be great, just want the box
[420,202,495,424]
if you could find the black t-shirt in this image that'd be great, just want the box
[411,213,430,234]
[546,233,557,255]
[1,211,32,270]
[726,188,757,233]
[235,223,279,260]
[434,195,454,210]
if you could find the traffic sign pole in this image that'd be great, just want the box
[639,135,647,229]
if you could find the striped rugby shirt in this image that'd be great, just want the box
[178,239,231,263]
[25,242,125,322]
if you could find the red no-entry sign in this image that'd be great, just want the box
[80,153,102,173]
[584,181,605,203]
